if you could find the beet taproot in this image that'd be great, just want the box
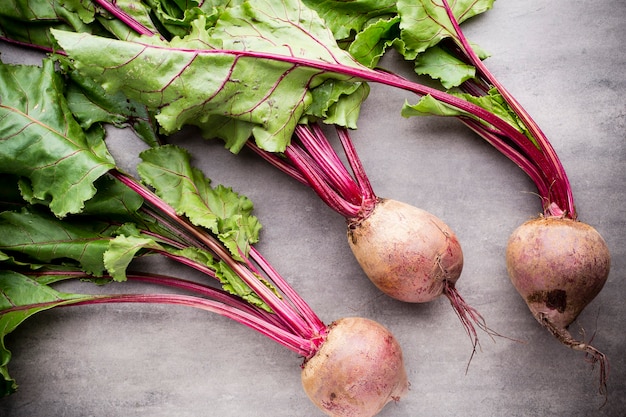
[506,216,610,395]
[347,198,463,303]
[301,317,409,417]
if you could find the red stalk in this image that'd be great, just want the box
[284,144,362,218]
[440,0,575,217]
[78,293,314,356]
[93,0,158,38]
[294,125,362,204]
[107,168,326,348]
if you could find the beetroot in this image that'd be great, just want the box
[506,216,611,394]
[301,317,409,417]
[347,198,463,303]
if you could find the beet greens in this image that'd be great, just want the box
[0,57,321,383]
[0,0,502,350]
[0,58,411,417]
[327,0,574,218]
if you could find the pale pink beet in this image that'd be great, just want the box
[347,198,463,303]
[301,317,409,417]
[346,198,494,350]
[506,216,611,395]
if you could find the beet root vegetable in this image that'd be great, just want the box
[347,198,463,303]
[346,198,494,350]
[301,317,409,417]
[506,216,611,395]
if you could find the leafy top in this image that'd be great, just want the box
[0,59,115,217]
[52,0,368,153]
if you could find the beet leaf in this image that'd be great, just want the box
[0,59,115,217]
[137,144,262,259]
[51,2,368,152]
[395,0,494,58]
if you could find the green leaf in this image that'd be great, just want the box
[302,0,397,40]
[348,16,402,68]
[137,145,262,259]
[0,270,93,396]
[141,0,229,37]
[15,172,143,221]
[52,0,365,152]
[397,0,494,59]
[214,261,275,312]
[307,81,369,128]
[322,82,370,128]
[0,16,67,50]
[103,234,164,282]
[77,177,144,220]
[0,59,116,218]
[0,0,104,50]
[101,0,160,36]
[402,94,468,117]
[103,224,216,283]
[0,0,95,26]
[0,207,115,276]
[402,88,532,141]
[62,60,161,147]
[414,45,476,89]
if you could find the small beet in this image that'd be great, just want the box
[301,317,409,417]
[347,198,463,303]
[347,198,495,351]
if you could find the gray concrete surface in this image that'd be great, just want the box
[1,1,625,416]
